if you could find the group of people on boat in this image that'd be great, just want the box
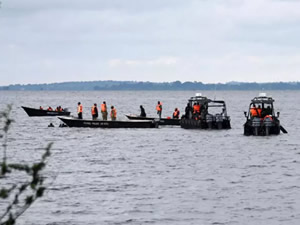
[250,104,273,120]
[183,102,206,120]
[77,101,117,121]
[138,101,180,119]
[40,106,64,112]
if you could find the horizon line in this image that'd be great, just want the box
[1,80,300,87]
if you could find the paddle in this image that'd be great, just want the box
[280,125,288,134]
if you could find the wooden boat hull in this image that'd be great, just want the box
[180,118,231,129]
[126,114,180,126]
[22,106,71,117]
[58,117,158,128]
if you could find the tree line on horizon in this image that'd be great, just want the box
[1,80,300,91]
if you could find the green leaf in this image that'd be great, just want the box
[0,188,8,198]
[36,187,46,197]
[25,196,33,205]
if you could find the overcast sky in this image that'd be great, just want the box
[0,0,300,85]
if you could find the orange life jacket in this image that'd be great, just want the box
[250,107,262,117]
[264,115,273,120]
[156,103,162,112]
[258,108,262,117]
[48,107,52,111]
[101,104,107,112]
[111,108,117,117]
[77,104,83,113]
[193,105,200,113]
[173,110,180,118]
[91,106,97,115]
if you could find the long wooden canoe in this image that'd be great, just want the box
[22,106,71,117]
[125,114,180,126]
[58,116,159,128]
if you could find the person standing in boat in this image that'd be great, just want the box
[173,108,180,119]
[110,106,117,121]
[40,106,44,110]
[91,103,98,120]
[156,101,162,119]
[47,106,53,111]
[101,101,108,120]
[140,105,146,117]
[77,102,83,119]
[184,103,192,119]
[193,103,201,119]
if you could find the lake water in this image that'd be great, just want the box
[0,91,299,225]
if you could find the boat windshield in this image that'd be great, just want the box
[248,102,274,117]
[207,102,227,116]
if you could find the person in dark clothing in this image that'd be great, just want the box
[261,105,272,118]
[140,105,146,117]
[185,103,191,119]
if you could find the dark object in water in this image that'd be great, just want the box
[48,123,54,127]
[180,93,231,130]
[22,106,71,117]
[59,123,68,127]
[243,93,286,136]
[126,114,180,126]
[280,125,288,134]
[58,116,159,128]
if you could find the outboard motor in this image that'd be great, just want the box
[252,117,261,136]
[206,114,213,129]
[215,114,223,129]
[263,117,273,136]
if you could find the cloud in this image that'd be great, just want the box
[108,57,179,67]
[0,0,300,85]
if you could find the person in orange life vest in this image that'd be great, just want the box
[250,104,257,117]
[91,103,98,120]
[47,106,53,111]
[250,104,262,118]
[257,105,262,117]
[39,106,43,110]
[77,102,83,119]
[110,106,117,121]
[193,103,201,113]
[101,101,108,120]
[173,108,180,119]
[156,101,162,119]
[193,103,201,119]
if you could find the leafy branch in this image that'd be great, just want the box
[0,105,52,225]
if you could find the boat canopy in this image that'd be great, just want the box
[251,96,275,104]
[188,96,211,105]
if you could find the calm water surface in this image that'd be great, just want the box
[0,91,299,225]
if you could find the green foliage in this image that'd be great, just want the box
[0,105,52,225]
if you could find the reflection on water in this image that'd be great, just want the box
[0,91,299,225]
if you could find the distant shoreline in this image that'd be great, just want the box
[1,80,300,91]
